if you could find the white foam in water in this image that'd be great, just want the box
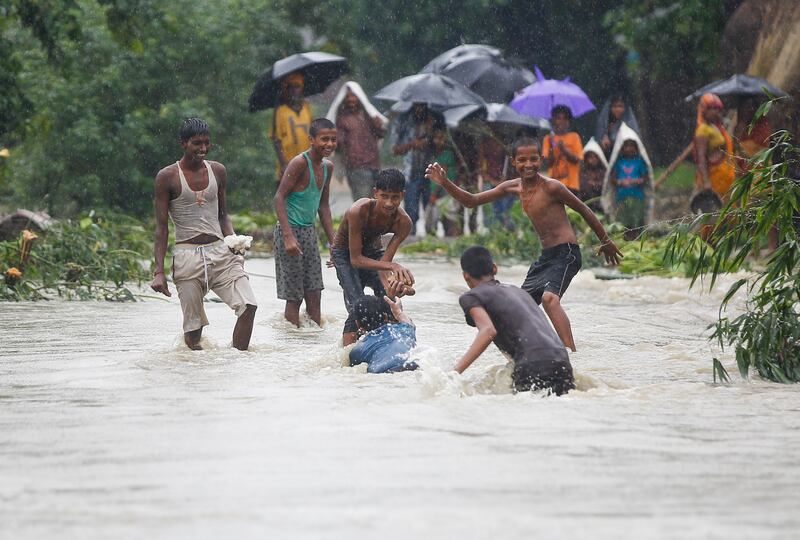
[0,258,796,539]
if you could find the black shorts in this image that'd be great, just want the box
[522,243,582,304]
[514,352,574,396]
[331,247,386,334]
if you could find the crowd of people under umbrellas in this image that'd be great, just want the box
[265,47,779,243]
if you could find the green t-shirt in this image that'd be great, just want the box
[432,149,457,181]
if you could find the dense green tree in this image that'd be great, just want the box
[3,0,300,216]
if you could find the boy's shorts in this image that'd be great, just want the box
[331,247,386,333]
[522,242,582,304]
[274,224,324,302]
[514,352,574,396]
[173,240,257,333]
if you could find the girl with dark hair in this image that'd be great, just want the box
[595,94,641,157]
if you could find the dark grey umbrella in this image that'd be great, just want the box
[374,73,486,109]
[438,55,535,103]
[685,74,787,102]
[444,103,550,131]
[420,44,502,74]
[248,52,347,111]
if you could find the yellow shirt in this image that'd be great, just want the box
[270,102,312,178]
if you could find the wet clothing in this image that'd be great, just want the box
[333,200,397,251]
[616,197,645,231]
[595,100,641,157]
[331,246,386,334]
[735,116,772,173]
[274,224,324,301]
[285,152,329,227]
[169,161,224,243]
[459,280,573,395]
[336,110,381,170]
[522,243,582,304]
[349,322,418,373]
[612,157,647,201]
[393,116,435,228]
[270,102,312,179]
[543,133,583,191]
[173,240,257,333]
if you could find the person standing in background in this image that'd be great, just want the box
[270,72,312,182]
[693,93,735,200]
[392,103,438,233]
[595,94,641,158]
[327,82,387,202]
[542,105,583,197]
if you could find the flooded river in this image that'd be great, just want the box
[1,257,798,539]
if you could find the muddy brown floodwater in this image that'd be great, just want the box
[1,257,798,539]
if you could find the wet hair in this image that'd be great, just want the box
[609,93,627,106]
[353,295,391,332]
[551,105,573,120]
[309,117,335,137]
[375,168,406,192]
[460,246,495,279]
[511,136,540,158]
[180,118,210,142]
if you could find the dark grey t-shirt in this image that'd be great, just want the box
[459,280,569,365]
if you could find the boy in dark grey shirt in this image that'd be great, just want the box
[455,246,574,395]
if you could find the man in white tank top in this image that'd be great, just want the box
[150,118,258,350]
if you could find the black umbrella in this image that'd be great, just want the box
[685,74,787,102]
[420,44,502,74]
[444,103,550,132]
[439,54,535,103]
[248,51,347,112]
[374,73,485,109]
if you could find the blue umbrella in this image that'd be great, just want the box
[510,67,595,119]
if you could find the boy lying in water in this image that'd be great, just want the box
[348,281,418,374]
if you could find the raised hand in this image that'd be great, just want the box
[425,162,448,186]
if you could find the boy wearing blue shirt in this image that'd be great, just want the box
[348,283,418,374]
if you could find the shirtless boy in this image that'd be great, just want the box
[273,118,338,327]
[331,168,415,345]
[151,118,257,350]
[426,137,622,351]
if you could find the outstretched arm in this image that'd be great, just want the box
[384,283,414,327]
[454,307,496,374]
[553,183,622,265]
[426,162,514,208]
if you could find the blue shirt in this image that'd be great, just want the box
[613,156,647,201]
[349,323,417,373]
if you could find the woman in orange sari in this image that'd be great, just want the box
[693,93,735,199]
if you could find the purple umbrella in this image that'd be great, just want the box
[509,66,595,119]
